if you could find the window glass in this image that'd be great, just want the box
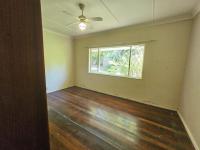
[89,48,98,73]
[129,45,145,79]
[99,47,130,76]
[89,44,145,79]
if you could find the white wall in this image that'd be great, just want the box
[74,20,192,110]
[43,29,75,93]
[179,13,200,150]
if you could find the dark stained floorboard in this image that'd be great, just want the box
[48,86,195,150]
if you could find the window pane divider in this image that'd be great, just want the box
[98,48,100,72]
[128,46,132,77]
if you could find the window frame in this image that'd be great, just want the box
[88,44,145,79]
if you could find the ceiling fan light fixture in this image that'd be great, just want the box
[63,3,103,31]
[79,22,87,30]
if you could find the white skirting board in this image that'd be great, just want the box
[177,111,199,150]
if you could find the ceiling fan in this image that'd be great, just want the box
[63,3,103,31]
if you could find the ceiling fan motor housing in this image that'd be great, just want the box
[78,3,87,22]
[79,15,86,22]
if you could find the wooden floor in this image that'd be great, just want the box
[47,86,194,150]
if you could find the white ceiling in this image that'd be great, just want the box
[41,0,199,36]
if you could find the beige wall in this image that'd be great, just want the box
[179,14,200,149]
[43,30,75,93]
[74,20,192,110]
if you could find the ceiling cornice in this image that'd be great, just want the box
[74,15,192,39]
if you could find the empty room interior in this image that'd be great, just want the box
[1,0,200,150]
[42,0,200,149]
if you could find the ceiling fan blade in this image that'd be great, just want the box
[89,17,103,21]
[66,21,79,27]
[62,10,79,20]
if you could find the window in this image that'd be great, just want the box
[89,44,145,79]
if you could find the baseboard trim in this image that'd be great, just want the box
[177,111,199,150]
[75,85,177,111]
[47,85,75,94]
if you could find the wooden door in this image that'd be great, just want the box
[0,0,50,149]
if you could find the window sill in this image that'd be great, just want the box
[88,72,143,80]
